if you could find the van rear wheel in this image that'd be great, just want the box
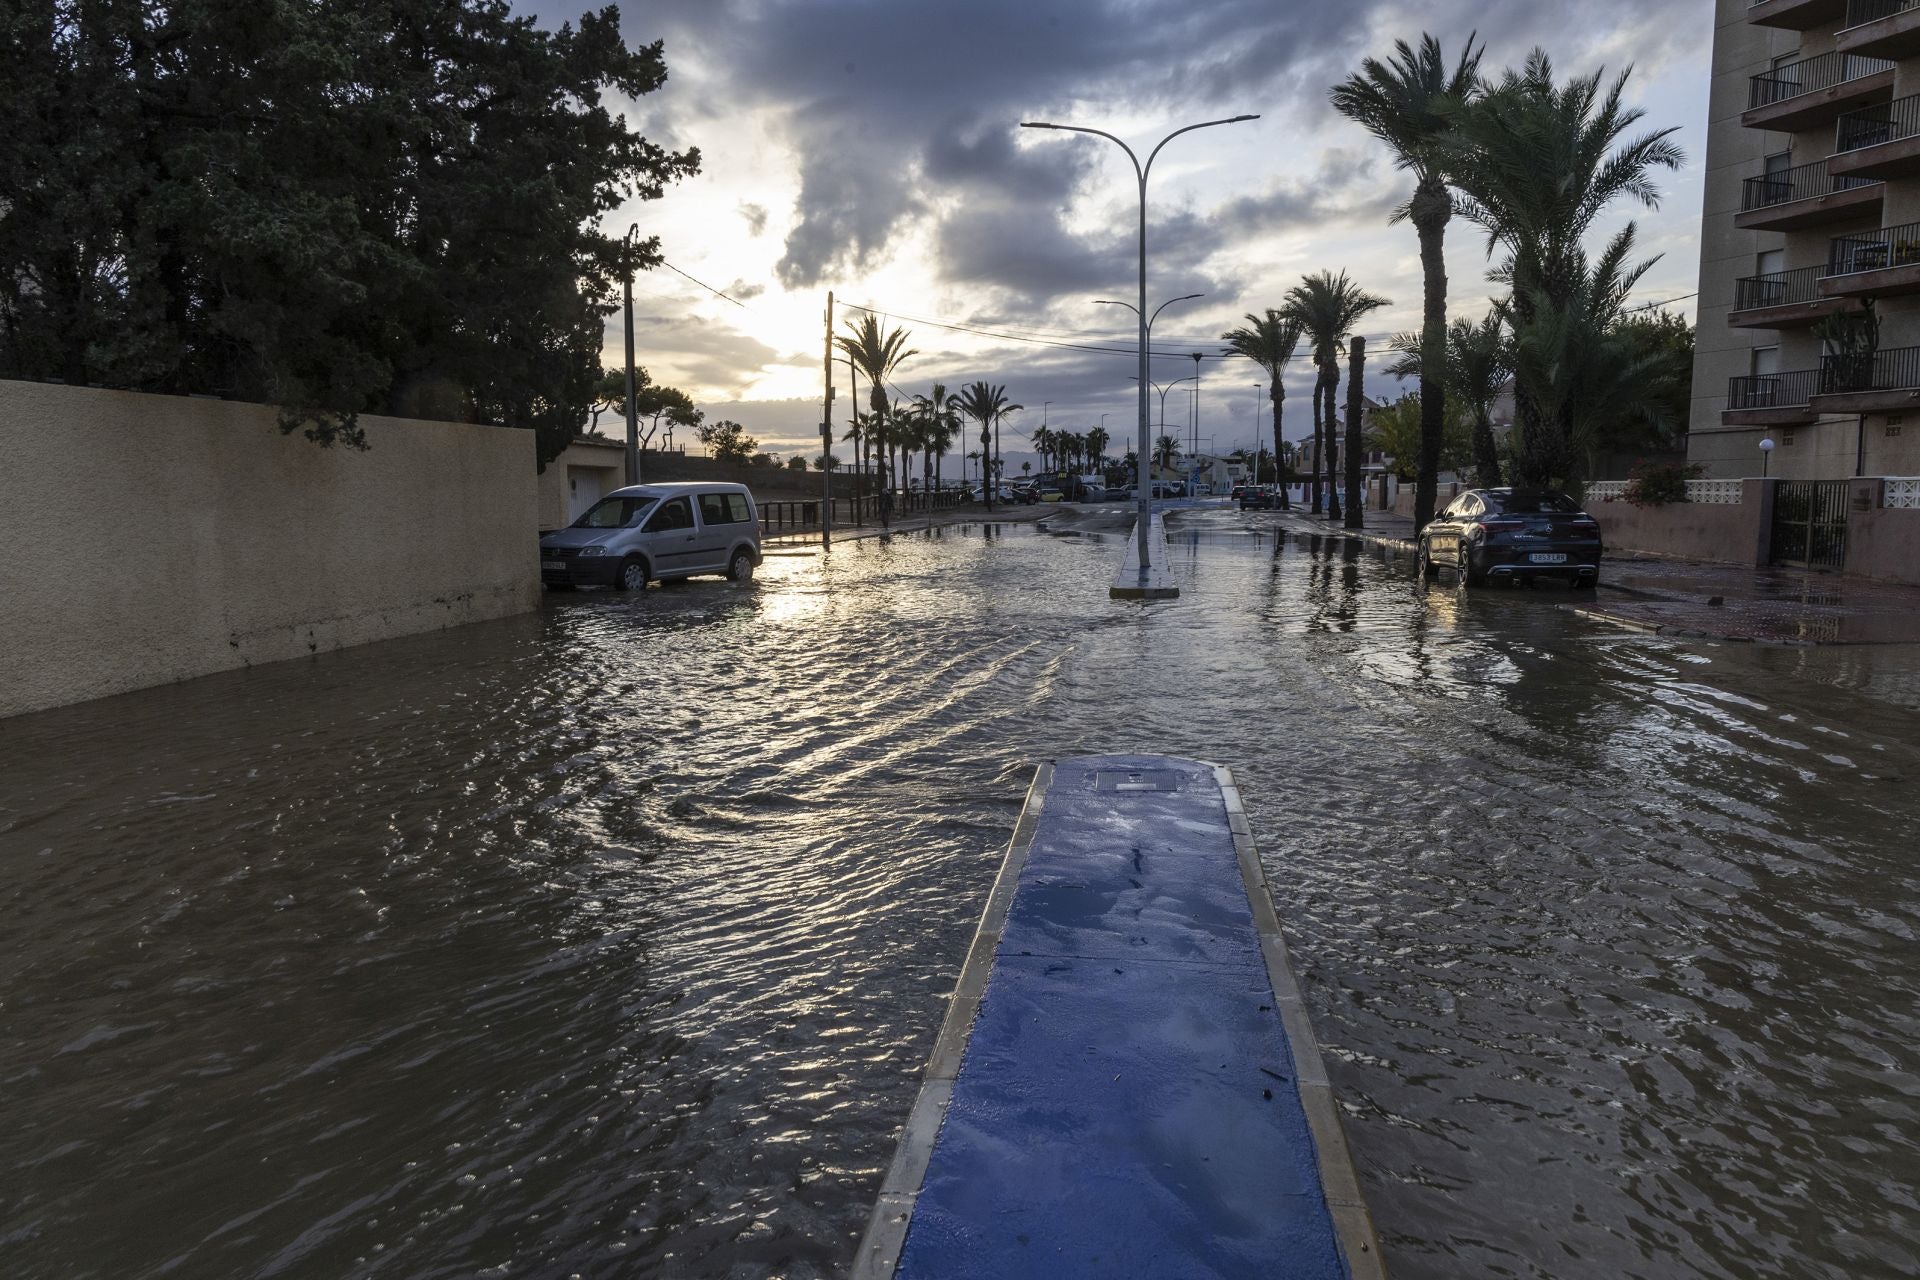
[617,557,650,591]
[727,549,756,583]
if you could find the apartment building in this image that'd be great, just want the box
[1694,0,1920,480]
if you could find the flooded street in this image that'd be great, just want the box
[4,510,1918,1279]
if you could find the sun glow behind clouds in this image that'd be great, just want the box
[571,0,1713,458]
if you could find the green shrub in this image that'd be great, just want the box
[1622,459,1703,507]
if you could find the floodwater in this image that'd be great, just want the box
[3,510,1918,1279]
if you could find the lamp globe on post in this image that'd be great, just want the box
[1759,436,1775,478]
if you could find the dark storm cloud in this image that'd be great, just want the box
[517,0,1701,302]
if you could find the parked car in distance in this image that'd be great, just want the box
[1036,486,1065,502]
[1230,485,1246,500]
[540,482,761,591]
[1418,487,1601,588]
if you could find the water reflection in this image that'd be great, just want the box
[2,516,1917,1279]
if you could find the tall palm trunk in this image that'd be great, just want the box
[1323,363,1342,521]
[1472,413,1502,487]
[1309,361,1325,514]
[1411,179,1450,533]
[1344,336,1365,530]
[1271,387,1292,510]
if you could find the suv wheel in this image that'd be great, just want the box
[727,548,756,583]
[618,557,650,591]
[1418,540,1437,581]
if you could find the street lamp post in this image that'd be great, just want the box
[1251,384,1262,485]
[622,223,642,486]
[1024,114,1259,581]
[1759,436,1775,478]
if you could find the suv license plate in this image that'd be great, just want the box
[1529,552,1567,564]
[542,560,566,573]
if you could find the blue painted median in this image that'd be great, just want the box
[853,755,1381,1279]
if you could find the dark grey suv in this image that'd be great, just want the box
[1418,487,1602,588]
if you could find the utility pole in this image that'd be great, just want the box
[1191,352,1202,496]
[822,291,834,548]
[622,223,641,487]
[1344,336,1365,531]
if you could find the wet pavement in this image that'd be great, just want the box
[1260,504,1920,646]
[3,511,1919,1279]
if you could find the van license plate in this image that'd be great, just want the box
[1529,553,1567,564]
[542,560,566,573]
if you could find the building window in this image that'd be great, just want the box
[1889,425,1904,438]
[1782,432,1796,446]
[1751,346,1781,377]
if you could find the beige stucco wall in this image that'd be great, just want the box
[1591,486,1772,565]
[0,381,539,719]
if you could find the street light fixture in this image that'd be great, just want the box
[1759,436,1775,478]
[1026,114,1259,581]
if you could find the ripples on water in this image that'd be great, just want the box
[2,513,1917,1278]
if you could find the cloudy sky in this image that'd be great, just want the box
[529,0,1713,470]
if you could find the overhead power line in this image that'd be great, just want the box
[656,258,750,309]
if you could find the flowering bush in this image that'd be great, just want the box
[1622,459,1703,507]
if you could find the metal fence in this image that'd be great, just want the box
[1749,52,1893,109]
[1829,219,1920,274]
[1821,343,1920,393]
[1733,265,1829,310]
[1742,161,1879,213]
[1846,0,1920,26]
[1728,370,1821,409]
[1836,93,1920,152]
[1771,480,1850,570]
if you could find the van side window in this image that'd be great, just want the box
[725,493,752,524]
[699,493,730,526]
[644,497,693,532]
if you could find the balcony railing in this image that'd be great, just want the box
[1828,220,1920,273]
[1821,343,1920,393]
[1728,370,1820,409]
[1742,160,1879,211]
[1749,52,1893,108]
[1845,0,1919,24]
[1837,92,1920,152]
[1734,265,1831,310]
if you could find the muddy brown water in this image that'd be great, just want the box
[3,513,1917,1279]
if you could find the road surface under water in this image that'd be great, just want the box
[2,510,1917,1279]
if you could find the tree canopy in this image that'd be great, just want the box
[0,1,698,466]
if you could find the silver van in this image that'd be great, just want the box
[539,482,761,590]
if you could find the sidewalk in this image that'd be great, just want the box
[760,502,1050,553]
[1256,505,1920,646]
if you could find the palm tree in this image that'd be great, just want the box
[1154,433,1181,470]
[834,315,918,492]
[1442,49,1683,491]
[1283,271,1388,518]
[1499,228,1662,495]
[1087,425,1111,471]
[1391,313,1511,487]
[913,383,963,495]
[1221,309,1306,511]
[1331,32,1483,532]
[956,382,1021,509]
